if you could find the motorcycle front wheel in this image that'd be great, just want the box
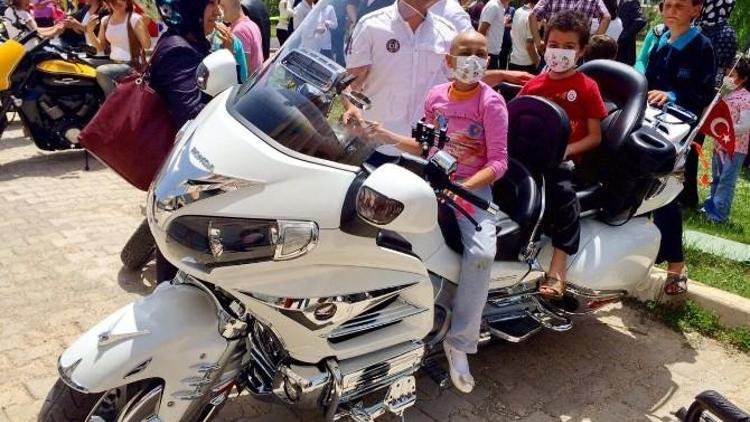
[120,219,156,271]
[38,378,225,421]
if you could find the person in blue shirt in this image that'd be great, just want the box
[645,0,716,295]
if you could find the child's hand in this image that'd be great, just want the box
[647,90,670,106]
[215,23,234,51]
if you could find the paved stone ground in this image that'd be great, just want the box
[1,118,749,422]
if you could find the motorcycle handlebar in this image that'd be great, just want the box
[445,180,499,216]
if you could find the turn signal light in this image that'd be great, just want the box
[356,186,404,225]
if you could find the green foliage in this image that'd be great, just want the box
[682,246,750,299]
[264,0,280,19]
[645,300,750,353]
[729,2,749,52]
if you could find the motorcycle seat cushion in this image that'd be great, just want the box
[505,95,569,174]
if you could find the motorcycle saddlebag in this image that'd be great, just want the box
[79,73,176,191]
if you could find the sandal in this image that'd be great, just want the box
[539,275,566,299]
[664,272,688,295]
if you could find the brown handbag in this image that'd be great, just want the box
[79,43,177,191]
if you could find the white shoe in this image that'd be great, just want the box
[443,340,475,393]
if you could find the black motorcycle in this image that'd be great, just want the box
[0,30,105,151]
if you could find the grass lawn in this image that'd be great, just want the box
[683,138,750,245]
[683,246,750,299]
[643,299,750,353]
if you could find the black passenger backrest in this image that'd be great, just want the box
[579,60,648,155]
[506,95,570,174]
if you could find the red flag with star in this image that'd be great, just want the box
[699,99,736,156]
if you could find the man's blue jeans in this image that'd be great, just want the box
[704,149,747,222]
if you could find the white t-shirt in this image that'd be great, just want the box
[591,16,623,40]
[300,4,338,51]
[104,13,142,62]
[3,7,36,39]
[479,0,505,55]
[429,0,473,33]
[347,4,457,136]
[509,5,533,65]
[292,0,313,30]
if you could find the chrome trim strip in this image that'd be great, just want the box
[339,343,424,402]
[327,300,428,339]
[57,356,88,393]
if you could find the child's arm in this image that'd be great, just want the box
[464,92,509,190]
[634,28,656,75]
[565,118,601,157]
[366,124,422,155]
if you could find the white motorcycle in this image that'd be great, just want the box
[41,27,698,422]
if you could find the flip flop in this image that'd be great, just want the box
[538,275,566,300]
[664,272,688,296]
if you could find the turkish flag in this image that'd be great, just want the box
[699,99,736,156]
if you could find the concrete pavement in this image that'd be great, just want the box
[1,118,749,421]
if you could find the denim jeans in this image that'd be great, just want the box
[446,186,497,354]
[704,150,747,222]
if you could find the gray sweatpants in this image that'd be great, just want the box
[445,185,497,354]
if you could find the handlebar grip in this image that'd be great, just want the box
[448,182,499,216]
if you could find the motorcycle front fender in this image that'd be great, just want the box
[57,281,229,421]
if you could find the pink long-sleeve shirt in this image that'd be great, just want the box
[424,81,509,182]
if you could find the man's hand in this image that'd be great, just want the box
[342,106,364,126]
[504,70,534,85]
[647,90,670,106]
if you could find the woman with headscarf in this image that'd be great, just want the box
[150,0,248,281]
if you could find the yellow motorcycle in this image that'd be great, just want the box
[0,30,105,151]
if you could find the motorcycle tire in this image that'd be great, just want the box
[120,219,156,271]
[38,378,227,421]
[37,379,104,421]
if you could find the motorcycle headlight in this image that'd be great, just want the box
[355,186,404,225]
[166,217,318,268]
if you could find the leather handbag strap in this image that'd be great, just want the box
[126,13,147,72]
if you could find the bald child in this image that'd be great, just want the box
[370,32,509,394]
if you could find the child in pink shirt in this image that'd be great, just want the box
[369,31,508,394]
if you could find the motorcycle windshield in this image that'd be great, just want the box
[231,0,393,168]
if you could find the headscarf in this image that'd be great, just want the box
[156,0,210,39]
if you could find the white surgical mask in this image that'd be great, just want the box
[723,76,738,91]
[451,55,488,85]
[544,48,577,73]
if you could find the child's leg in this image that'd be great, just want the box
[446,187,497,354]
[539,163,580,296]
[710,152,746,222]
[706,150,723,208]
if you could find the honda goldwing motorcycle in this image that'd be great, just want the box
[0,29,105,149]
[43,11,698,421]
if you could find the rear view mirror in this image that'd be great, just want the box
[196,49,238,97]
